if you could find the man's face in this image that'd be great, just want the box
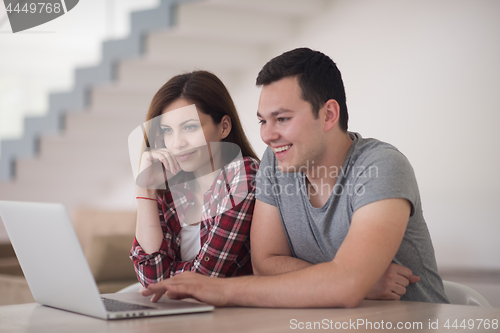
[257,76,326,173]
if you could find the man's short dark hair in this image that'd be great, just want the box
[256,48,348,131]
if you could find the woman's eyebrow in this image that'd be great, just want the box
[160,119,199,127]
[180,119,199,126]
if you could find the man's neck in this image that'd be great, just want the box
[305,131,353,208]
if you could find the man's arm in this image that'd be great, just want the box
[144,198,413,307]
[250,199,312,275]
[250,198,419,299]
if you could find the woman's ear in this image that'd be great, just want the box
[220,115,232,139]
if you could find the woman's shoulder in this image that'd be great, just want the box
[212,157,258,202]
[224,156,260,175]
[212,157,259,194]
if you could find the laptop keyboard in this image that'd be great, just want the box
[102,298,155,312]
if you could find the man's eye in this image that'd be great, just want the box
[277,117,289,123]
[258,119,266,125]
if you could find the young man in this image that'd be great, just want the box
[142,48,449,307]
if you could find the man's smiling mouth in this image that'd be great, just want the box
[272,145,292,153]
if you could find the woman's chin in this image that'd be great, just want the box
[177,161,207,174]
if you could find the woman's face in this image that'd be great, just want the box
[159,98,226,175]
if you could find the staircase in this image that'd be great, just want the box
[0,0,331,220]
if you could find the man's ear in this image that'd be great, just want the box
[322,99,340,132]
[221,115,232,139]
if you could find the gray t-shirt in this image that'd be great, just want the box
[255,132,449,303]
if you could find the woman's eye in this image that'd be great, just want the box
[184,124,198,131]
[161,128,173,135]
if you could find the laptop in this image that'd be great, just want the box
[0,200,214,320]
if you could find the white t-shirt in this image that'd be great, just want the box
[180,224,201,261]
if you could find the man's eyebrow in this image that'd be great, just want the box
[160,119,199,127]
[256,109,293,118]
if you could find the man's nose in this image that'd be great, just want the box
[260,122,280,144]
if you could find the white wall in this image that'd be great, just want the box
[234,0,500,270]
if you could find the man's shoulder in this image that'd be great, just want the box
[349,133,408,166]
[351,133,399,153]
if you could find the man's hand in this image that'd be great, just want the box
[365,263,420,300]
[142,272,230,306]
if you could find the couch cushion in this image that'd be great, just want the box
[88,234,137,282]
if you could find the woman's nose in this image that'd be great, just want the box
[169,132,188,151]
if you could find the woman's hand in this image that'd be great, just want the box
[136,148,182,188]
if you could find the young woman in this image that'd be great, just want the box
[130,71,259,287]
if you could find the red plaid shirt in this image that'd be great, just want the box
[130,157,259,287]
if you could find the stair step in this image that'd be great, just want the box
[175,2,296,45]
[89,85,157,111]
[0,177,136,211]
[203,0,328,17]
[11,152,133,206]
[37,138,129,160]
[117,58,241,90]
[145,31,266,71]
[62,111,146,139]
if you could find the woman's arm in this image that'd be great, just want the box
[130,149,182,287]
[130,189,180,287]
[134,147,181,254]
[135,187,163,254]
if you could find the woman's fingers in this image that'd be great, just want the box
[160,150,180,174]
[137,148,183,188]
[146,149,181,175]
